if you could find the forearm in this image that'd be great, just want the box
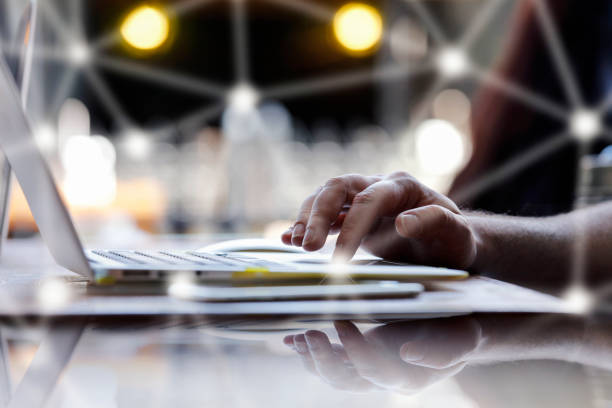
[468,202,612,285]
[470,315,612,371]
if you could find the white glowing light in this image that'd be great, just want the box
[33,124,57,152]
[569,109,601,141]
[120,129,153,160]
[68,42,90,66]
[227,84,259,113]
[562,284,594,314]
[414,119,466,175]
[436,47,470,78]
[61,135,117,207]
[167,274,195,298]
[329,260,349,276]
[38,278,72,310]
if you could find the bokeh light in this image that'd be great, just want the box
[562,284,594,314]
[227,83,259,113]
[436,47,470,78]
[389,17,428,62]
[569,109,601,142]
[415,119,466,175]
[68,42,90,66]
[120,5,170,51]
[333,3,383,53]
[37,278,72,310]
[58,98,91,148]
[433,89,471,126]
[62,135,117,207]
[33,123,57,153]
[119,129,153,160]
[258,102,292,141]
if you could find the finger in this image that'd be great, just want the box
[399,318,482,369]
[328,207,349,235]
[293,334,316,374]
[291,191,319,246]
[281,226,294,245]
[331,343,350,363]
[395,205,475,268]
[304,330,367,388]
[334,321,385,380]
[395,205,457,238]
[332,180,404,261]
[302,176,379,251]
[283,334,295,348]
[304,331,349,379]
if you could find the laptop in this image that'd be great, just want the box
[0,9,468,287]
[0,0,37,254]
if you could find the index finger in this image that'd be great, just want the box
[332,180,403,261]
[302,175,380,251]
[333,175,431,261]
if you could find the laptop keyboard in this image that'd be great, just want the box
[89,249,281,268]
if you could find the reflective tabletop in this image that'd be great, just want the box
[0,237,610,408]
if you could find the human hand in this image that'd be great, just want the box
[281,172,479,268]
[283,318,482,394]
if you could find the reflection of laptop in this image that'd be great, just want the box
[0,36,468,288]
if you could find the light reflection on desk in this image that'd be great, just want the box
[4,313,606,408]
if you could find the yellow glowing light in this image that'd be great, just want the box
[120,6,170,50]
[333,3,383,53]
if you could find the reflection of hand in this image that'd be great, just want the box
[284,319,482,394]
[280,172,478,268]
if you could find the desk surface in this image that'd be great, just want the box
[0,237,609,408]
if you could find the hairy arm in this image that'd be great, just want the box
[469,202,612,285]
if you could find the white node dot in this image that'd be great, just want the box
[68,42,90,66]
[562,284,594,314]
[227,84,259,113]
[121,129,152,160]
[436,47,469,78]
[570,110,601,141]
[34,124,57,152]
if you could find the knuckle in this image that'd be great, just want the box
[353,190,376,206]
[431,205,453,223]
[388,170,411,180]
[324,176,347,190]
[305,225,317,235]
[296,210,312,222]
[395,176,420,194]
[309,208,333,221]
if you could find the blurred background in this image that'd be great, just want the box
[2,0,612,244]
[2,2,612,407]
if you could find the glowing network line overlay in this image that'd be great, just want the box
[0,0,611,310]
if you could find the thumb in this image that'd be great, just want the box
[394,205,460,238]
[399,317,483,369]
[394,205,476,268]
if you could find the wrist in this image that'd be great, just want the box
[466,214,495,273]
